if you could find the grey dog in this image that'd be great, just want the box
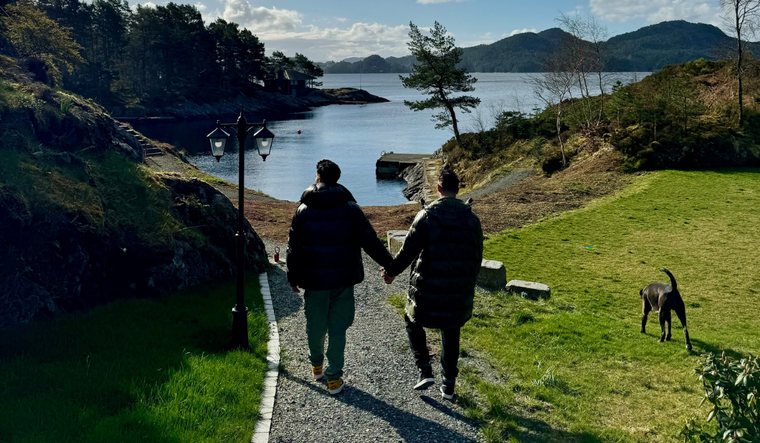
[640,268,692,351]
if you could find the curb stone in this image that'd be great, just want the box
[252,271,279,443]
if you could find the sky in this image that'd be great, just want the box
[136,0,725,62]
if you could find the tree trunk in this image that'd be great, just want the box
[598,71,605,125]
[737,5,744,127]
[448,102,461,145]
[556,105,566,165]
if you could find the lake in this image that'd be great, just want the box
[132,72,648,206]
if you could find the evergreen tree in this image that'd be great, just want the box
[400,21,480,146]
[0,3,84,83]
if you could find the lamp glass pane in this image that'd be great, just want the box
[209,138,226,157]
[256,137,273,156]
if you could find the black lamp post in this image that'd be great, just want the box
[206,109,275,350]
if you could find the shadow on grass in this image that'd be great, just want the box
[509,415,606,443]
[689,338,744,360]
[280,370,479,443]
[0,277,268,443]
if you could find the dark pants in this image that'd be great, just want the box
[304,286,355,381]
[405,314,461,380]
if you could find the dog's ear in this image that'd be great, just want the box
[639,289,643,297]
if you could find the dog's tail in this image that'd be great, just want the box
[659,268,677,291]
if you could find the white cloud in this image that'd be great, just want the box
[416,0,467,4]
[194,2,206,12]
[209,1,411,60]
[510,27,536,36]
[590,0,721,26]
[265,22,411,60]
[131,1,156,10]
[221,0,302,32]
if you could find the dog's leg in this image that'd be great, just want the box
[665,310,672,341]
[641,298,651,334]
[675,308,692,351]
[658,311,667,342]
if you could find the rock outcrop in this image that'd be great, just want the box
[400,162,427,203]
[110,88,388,120]
[0,71,269,328]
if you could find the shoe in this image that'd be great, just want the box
[440,379,455,400]
[327,378,344,395]
[312,364,324,380]
[414,368,435,391]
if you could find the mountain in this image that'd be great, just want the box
[320,54,415,73]
[459,28,573,72]
[603,21,740,71]
[321,21,758,74]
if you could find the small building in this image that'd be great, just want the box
[266,70,316,98]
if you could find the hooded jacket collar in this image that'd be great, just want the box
[300,182,357,210]
[425,197,472,228]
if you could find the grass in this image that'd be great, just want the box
[388,293,406,316]
[0,276,269,443]
[460,169,760,442]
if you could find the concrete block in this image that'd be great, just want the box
[506,280,551,300]
[388,230,408,256]
[477,259,506,290]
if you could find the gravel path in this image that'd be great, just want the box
[459,168,534,201]
[262,239,483,443]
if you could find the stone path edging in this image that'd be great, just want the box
[251,271,280,443]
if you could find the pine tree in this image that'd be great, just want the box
[400,21,480,146]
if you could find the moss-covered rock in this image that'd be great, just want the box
[0,59,268,328]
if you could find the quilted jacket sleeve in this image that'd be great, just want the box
[384,209,428,277]
[286,206,303,287]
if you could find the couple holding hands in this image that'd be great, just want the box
[286,159,483,398]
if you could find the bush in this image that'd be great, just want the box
[681,352,760,443]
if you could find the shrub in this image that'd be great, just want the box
[681,352,760,443]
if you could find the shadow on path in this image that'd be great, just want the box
[267,263,302,319]
[281,371,480,443]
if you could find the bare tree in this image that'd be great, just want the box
[556,12,609,128]
[585,15,609,122]
[720,0,760,126]
[531,57,574,165]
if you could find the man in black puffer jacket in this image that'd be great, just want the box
[382,170,483,400]
[287,159,392,395]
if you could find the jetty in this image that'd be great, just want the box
[375,152,432,179]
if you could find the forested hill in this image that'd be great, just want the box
[604,21,747,71]
[322,21,759,74]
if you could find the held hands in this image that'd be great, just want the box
[380,268,395,285]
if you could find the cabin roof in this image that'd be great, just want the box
[283,70,316,81]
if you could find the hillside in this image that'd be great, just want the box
[0,56,268,328]
[604,20,744,71]
[323,21,759,73]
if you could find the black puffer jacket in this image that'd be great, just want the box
[385,197,483,329]
[287,182,392,290]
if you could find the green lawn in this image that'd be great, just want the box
[0,277,269,443]
[461,169,760,442]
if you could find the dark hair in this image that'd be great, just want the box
[438,170,460,194]
[316,159,341,184]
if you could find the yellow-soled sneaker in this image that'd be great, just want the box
[312,364,324,380]
[327,378,344,395]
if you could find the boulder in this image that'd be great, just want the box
[387,230,408,256]
[506,280,551,300]
[477,259,507,290]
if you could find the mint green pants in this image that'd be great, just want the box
[304,286,355,381]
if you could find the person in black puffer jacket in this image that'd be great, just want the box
[287,159,392,395]
[382,170,483,400]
